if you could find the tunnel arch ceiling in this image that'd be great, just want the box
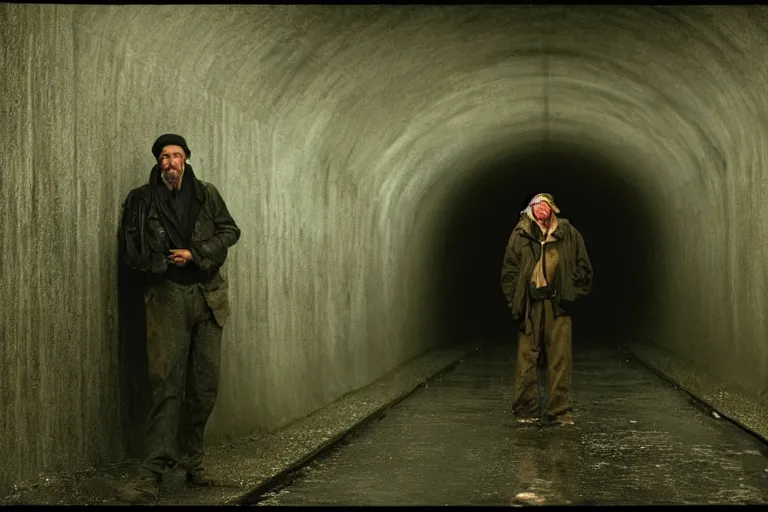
[71,5,768,419]
[72,3,765,248]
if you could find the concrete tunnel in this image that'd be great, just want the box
[2,3,768,498]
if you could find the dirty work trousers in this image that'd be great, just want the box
[141,280,222,477]
[512,299,572,420]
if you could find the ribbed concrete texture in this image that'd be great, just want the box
[2,3,768,498]
[255,342,768,506]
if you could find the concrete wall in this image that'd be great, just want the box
[2,3,768,494]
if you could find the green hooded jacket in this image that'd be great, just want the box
[500,213,593,332]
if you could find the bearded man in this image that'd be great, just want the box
[118,134,240,503]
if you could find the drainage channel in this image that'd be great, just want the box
[619,344,768,455]
[239,358,468,505]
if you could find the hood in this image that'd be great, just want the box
[515,211,571,241]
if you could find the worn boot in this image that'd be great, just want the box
[554,413,575,426]
[544,412,575,426]
[186,467,215,487]
[117,469,160,504]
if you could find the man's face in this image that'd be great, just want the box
[158,145,186,186]
[532,200,552,221]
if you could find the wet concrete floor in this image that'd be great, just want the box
[252,340,768,506]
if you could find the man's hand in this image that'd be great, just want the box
[168,249,193,266]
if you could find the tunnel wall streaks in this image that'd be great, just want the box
[2,3,768,495]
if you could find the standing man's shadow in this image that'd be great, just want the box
[116,253,152,462]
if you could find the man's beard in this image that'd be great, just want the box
[163,168,181,186]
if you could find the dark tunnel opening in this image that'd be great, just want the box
[435,141,659,352]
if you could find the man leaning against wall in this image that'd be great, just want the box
[117,134,240,504]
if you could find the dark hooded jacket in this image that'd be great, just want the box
[118,163,241,327]
[500,213,593,334]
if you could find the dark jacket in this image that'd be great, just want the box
[500,213,593,332]
[119,164,241,327]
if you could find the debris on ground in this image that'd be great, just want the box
[515,491,545,505]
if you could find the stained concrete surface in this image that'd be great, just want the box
[5,3,768,496]
[0,347,469,506]
[254,341,768,506]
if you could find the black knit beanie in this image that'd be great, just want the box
[151,134,191,161]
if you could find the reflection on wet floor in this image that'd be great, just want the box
[254,341,768,506]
